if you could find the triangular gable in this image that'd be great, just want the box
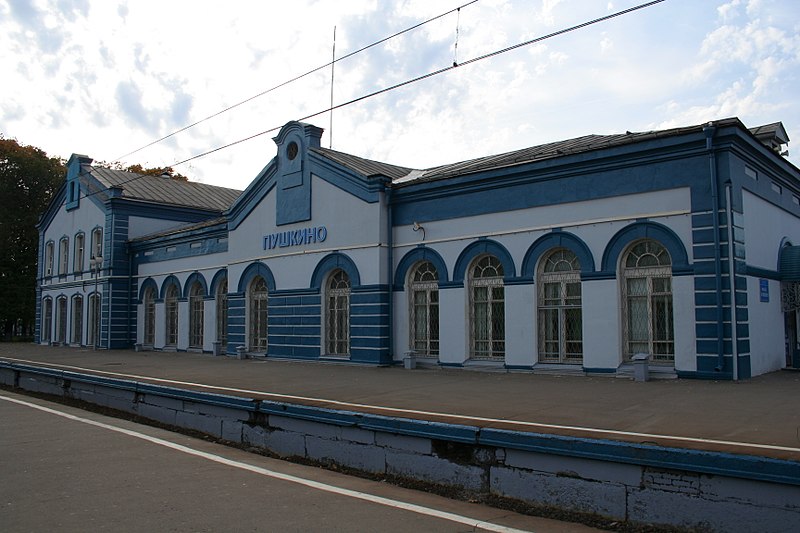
[227,121,388,231]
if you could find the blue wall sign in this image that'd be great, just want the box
[759,278,769,302]
[264,226,327,250]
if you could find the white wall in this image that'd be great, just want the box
[741,190,800,375]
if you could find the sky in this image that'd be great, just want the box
[1,0,799,191]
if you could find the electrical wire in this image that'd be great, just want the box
[77,0,666,201]
[113,0,480,163]
[166,0,666,169]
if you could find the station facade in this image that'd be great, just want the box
[36,118,800,379]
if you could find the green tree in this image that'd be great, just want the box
[0,137,65,341]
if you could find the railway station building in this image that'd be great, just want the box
[35,117,800,379]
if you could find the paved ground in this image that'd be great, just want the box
[2,343,799,461]
[2,389,601,532]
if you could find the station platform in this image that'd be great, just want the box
[1,343,798,462]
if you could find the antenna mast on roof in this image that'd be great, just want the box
[329,25,336,150]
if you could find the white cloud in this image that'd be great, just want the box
[1,0,799,187]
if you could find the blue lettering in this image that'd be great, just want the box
[263,226,327,250]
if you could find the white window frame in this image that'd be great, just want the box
[74,232,85,273]
[468,255,505,360]
[189,282,204,349]
[58,237,69,275]
[91,227,103,260]
[41,297,53,343]
[45,241,54,277]
[537,249,583,364]
[164,284,179,346]
[143,287,156,346]
[409,261,439,357]
[621,240,675,363]
[55,296,68,343]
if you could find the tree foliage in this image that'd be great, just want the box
[98,161,188,181]
[0,136,65,340]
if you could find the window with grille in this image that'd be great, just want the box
[621,240,674,362]
[189,282,204,348]
[165,284,179,346]
[326,269,350,356]
[248,277,268,353]
[538,249,583,363]
[87,294,100,347]
[469,255,505,359]
[71,295,83,345]
[143,287,155,345]
[74,233,85,272]
[409,261,439,357]
[59,237,69,275]
[56,296,67,343]
[45,242,54,276]
[42,298,52,342]
[216,278,228,347]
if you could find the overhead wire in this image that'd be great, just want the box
[77,0,666,201]
[113,0,480,163]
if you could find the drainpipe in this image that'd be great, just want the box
[725,180,739,381]
[703,123,726,373]
[385,183,394,365]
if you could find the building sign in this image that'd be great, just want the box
[760,278,769,302]
[263,226,327,250]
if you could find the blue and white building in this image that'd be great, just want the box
[36,118,800,379]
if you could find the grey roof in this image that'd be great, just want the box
[313,118,791,188]
[87,166,242,212]
[312,148,412,180]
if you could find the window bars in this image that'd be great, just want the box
[410,261,440,357]
[189,283,204,348]
[165,285,179,346]
[538,249,583,363]
[621,240,674,362]
[782,281,800,312]
[216,279,228,347]
[56,296,67,343]
[470,255,505,359]
[143,288,155,345]
[326,269,350,356]
[71,295,83,345]
[249,277,269,352]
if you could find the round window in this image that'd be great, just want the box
[286,141,299,160]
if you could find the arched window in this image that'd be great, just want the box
[409,261,439,357]
[621,240,674,362]
[58,237,69,275]
[248,276,268,353]
[143,287,156,346]
[87,293,101,348]
[325,269,350,356]
[189,282,204,349]
[216,278,228,347]
[91,227,103,260]
[74,233,85,273]
[45,241,54,277]
[71,295,83,345]
[469,255,505,360]
[56,296,67,343]
[538,249,583,363]
[41,298,53,343]
[165,284,179,346]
